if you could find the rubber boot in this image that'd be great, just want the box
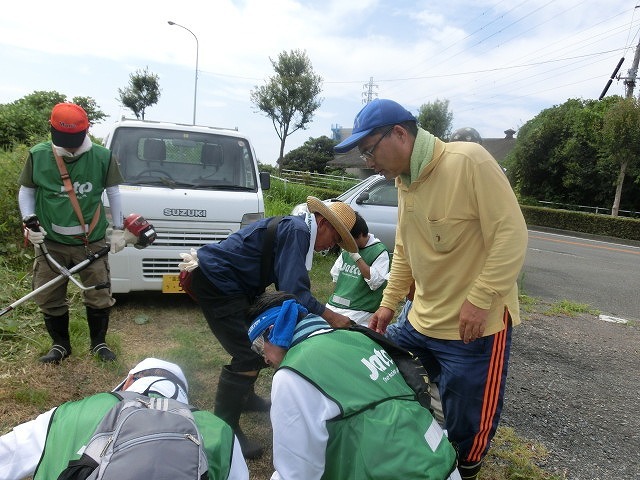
[214,366,264,459]
[86,307,116,362]
[39,312,71,364]
[244,384,271,412]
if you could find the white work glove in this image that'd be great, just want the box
[110,228,137,254]
[179,248,199,272]
[24,225,47,245]
[349,251,362,262]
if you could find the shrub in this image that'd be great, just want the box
[0,145,29,268]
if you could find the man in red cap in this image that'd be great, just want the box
[17,102,126,363]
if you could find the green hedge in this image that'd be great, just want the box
[521,205,640,242]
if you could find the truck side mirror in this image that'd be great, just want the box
[355,192,370,205]
[260,171,271,190]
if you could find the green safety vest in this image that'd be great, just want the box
[328,242,388,313]
[33,392,234,480]
[280,330,458,479]
[29,142,111,244]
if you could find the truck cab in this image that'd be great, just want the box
[102,118,270,293]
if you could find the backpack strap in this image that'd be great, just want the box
[51,146,101,246]
[113,391,198,412]
[348,324,433,411]
[260,216,283,293]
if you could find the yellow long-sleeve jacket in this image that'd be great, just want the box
[381,131,528,340]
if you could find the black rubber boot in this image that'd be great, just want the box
[244,385,271,412]
[214,366,264,459]
[39,312,71,364]
[86,307,116,362]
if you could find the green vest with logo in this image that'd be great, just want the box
[279,330,458,479]
[33,392,234,480]
[328,242,388,313]
[29,142,111,245]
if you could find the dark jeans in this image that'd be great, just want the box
[190,267,265,372]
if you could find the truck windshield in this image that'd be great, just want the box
[110,127,258,190]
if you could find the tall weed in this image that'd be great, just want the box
[0,146,28,266]
[265,177,344,216]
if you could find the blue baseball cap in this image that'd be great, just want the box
[334,99,416,153]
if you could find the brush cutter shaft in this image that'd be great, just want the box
[0,246,110,318]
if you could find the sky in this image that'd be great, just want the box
[2,0,640,166]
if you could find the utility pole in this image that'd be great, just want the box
[624,39,640,99]
[611,37,640,216]
[362,77,378,104]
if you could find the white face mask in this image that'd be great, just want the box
[53,135,92,158]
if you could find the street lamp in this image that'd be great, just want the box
[168,20,199,125]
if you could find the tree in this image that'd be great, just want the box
[416,99,453,139]
[505,95,640,211]
[250,49,323,168]
[0,91,106,148]
[72,96,108,125]
[508,98,603,204]
[281,136,336,173]
[600,96,640,216]
[118,67,161,120]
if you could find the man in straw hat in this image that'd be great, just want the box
[335,98,528,480]
[177,198,357,459]
[0,358,249,479]
[246,290,461,480]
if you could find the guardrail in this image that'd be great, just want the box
[537,201,637,218]
[275,171,638,219]
[280,169,359,190]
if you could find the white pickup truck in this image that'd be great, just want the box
[102,118,270,293]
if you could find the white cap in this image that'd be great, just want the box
[112,358,189,404]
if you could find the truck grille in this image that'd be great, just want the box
[142,258,181,278]
[152,229,230,247]
[140,228,232,278]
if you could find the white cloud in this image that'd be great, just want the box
[1,0,639,164]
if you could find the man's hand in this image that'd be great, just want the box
[178,248,199,272]
[459,299,489,343]
[368,306,395,334]
[322,309,354,329]
[111,228,141,253]
[110,229,127,254]
[24,225,47,245]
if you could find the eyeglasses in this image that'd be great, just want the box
[251,327,272,357]
[359,125,395,163]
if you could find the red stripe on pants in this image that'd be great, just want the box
[467,308,508,462]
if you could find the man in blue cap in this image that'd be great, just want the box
[334,99,528,480]
[247,291,461,480]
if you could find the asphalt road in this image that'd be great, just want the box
[521,229,640,322]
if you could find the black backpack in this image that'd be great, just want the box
[348,324,433,411]
[57,391,208,480]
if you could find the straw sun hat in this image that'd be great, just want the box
[306,196,358,253]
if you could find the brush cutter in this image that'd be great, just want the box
[0,213,157,318]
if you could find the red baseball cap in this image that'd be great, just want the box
[49,103,89,148]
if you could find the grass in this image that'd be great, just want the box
[0,165,565,479]
[483,427,564,480]
[544,299,600,317]
[0,254,566,480]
